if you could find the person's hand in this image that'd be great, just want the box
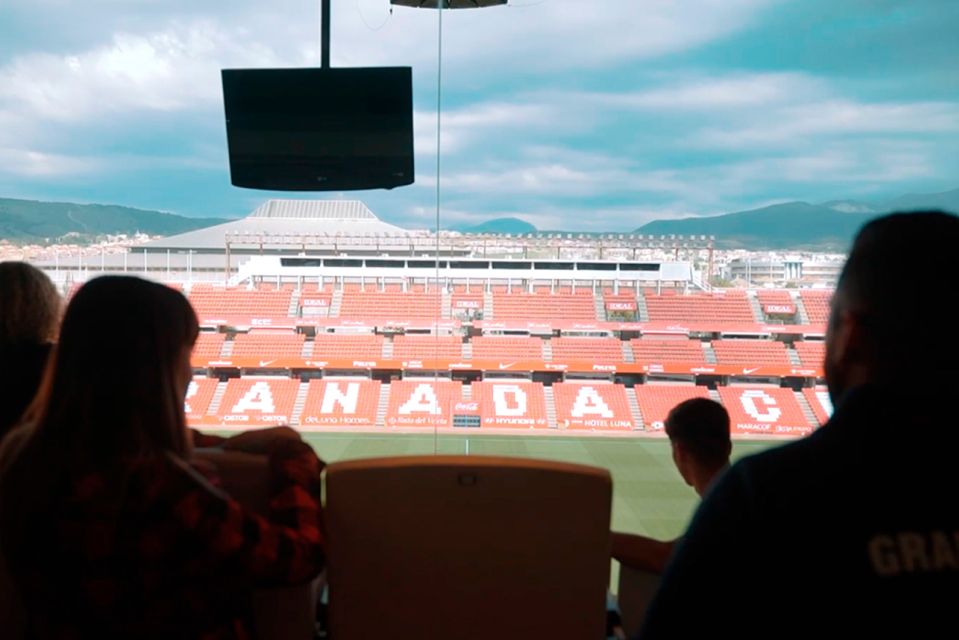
[221,426,303,455]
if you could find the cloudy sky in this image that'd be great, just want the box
[1,0,957,230]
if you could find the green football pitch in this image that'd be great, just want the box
[301,432,774,541]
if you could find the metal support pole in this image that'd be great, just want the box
[321,0,331,68]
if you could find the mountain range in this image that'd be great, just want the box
[2,187,957,250]
[458,187,959,250]
[0,198,227,244]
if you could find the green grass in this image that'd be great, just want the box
[300,432,774,540]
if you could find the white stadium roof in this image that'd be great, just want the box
[143,199,412,251]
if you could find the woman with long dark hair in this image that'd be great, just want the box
[0,276,325,638]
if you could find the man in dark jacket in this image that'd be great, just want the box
[640,211,959,638]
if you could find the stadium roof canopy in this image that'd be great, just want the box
[142,199,412,251]
[391,0,507,8]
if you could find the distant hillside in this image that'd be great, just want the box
[455,217,537,234]
[637,202,875,250]
[0,198,227,244]
[637,188,959,250]
[878,187,959,214]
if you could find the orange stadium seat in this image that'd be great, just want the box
[338,291,440,319]
[492,292,596,321]
[553,382,636,431]
[718,386,814,436]
[799,289,832,324]
[311,333,384,360]
[214,378,300,427]
[384,379,462,428]
[471,381,548,429]
[644,292,755,323]
[471,336,544,360]
[231,332,305,358]
[631,338,706,364]
[794,341,825,368]
[299,379,381,427]
[184,377,219,424]
[712,339,791,366]
[802,386,833,426]
[633,385,710,431]
[550,337,624,362]
[392,335,463,360]
[192,332,226,360]
[188,286,292,318]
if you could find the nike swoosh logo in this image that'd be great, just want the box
[742,367,761,374]
[498,362,516,370]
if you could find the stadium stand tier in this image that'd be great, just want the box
[189,286,292,318]
[392,334,464,360]
[471,336,545,360]
[192,332,226,360]
[630,337,706,364]
[213,378,300,427]
[718,386,814,436]
[633,384,710,431]
[339,291,441,320]
[185,377,219,423]
[492,292,596,321]
[385,379,463,428]
[644,291,755,323]
[471,381,549,429]
[300,379,381,427]
[799,289,832,324]
[553,382,636,431]
[712,339,791,366]
[794,340,826,368]
[550,337,624,362]
[802,386,833,426]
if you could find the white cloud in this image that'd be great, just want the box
[0,22,287,122]
[585,72,826,111]
[0,148,104,177]
[690,100,959,149]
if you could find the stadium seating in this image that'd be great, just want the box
[338,291,440,319]
[192,332,226,360]
[299,379,381,427]
[492,292,596,321]
[471,381,548,428]
[799,289,832,324]
[188,286,293,318]
[392,334,463,360]
[644,291,755,323]
[550,337,624,362]
[299,293,332,317]
[311,333,384,360]
[756,290,797,320]
[184,377,219,423]
[802,386,833,426]
[630,338,706,364]
[553,382,636,430]
[231,332,305,359]
[450,293,484,316]
[712,339,791,366]
[385,379,462,428]
[214,378,300,427]
[718,386,814,436]
[633,384,710,431]
[794,340,825,368]
[471,336,545,360]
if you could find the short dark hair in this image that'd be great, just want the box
[664,398,731,469]
[834,210,959,376]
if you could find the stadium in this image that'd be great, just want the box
[40,197,832,549]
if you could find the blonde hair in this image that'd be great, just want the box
[0,262,60,345]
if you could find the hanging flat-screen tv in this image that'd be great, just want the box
[222,67,414,191]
